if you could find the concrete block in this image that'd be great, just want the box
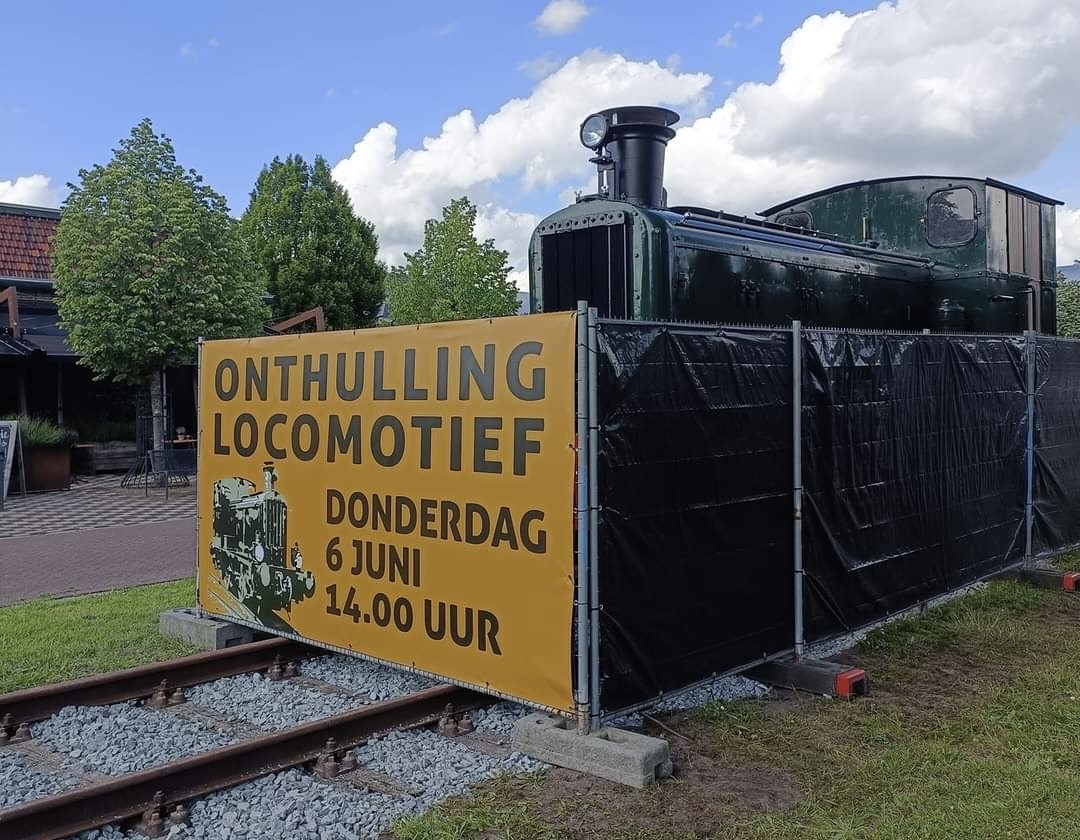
[747,658,868,699]
[159,608,257,650]
[512,713,672,788]
[1001,566,1080,592]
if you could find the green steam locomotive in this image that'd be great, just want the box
[209,462,315,615]
[529,106,1061,334]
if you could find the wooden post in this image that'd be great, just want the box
[0,287,20,340]
[16,364,28,416]
[57,362,64,425]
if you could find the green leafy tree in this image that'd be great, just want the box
[240,155,385,330]
[52,118,267,445]
[387,197,519,324]
[1057,271,1080,338]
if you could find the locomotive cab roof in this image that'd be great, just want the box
[760,175,1061,217]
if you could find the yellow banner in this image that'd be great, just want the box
[197,312,577,712]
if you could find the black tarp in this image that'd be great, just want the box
[801,332,1028,639]
[592,321,1080,716]
[1033,337,1080,555]
[596,322,794,713]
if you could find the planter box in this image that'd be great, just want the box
[74,441,138,474]
[25,446,71,492]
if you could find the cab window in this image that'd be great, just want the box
[926,188,976,247]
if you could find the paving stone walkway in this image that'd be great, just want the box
[0,474,196,539]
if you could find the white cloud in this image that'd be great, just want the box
[1058,207,1080,266]
[325,87,336,99]
[0,174,59,207]
[332,0,1079,286]
[475,205,541,289]
[207,36,220,48]
[331,50,709,271]
[534,0,589,35]
[716,31,735,48]
[746,13,764,29]
[179,42,193,58]
[432,22,458,38]
[519,54,561,79]
[664,1,1080,215]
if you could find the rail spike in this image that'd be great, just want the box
[0,712,13,744]
[136,791,168,838]
[146,680,171,710]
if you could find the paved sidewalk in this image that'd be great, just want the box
[0,518,197,606]
[0,474,198,605]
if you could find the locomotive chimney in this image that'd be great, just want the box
[263,461,275,494]
[579,106,679,208]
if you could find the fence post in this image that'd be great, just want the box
[587,307,602,730]
[195,336,204,619]
[1024,329,1036,565]
[793,321,805,658]
[574,301,592,733]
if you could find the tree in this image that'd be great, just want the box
[1057,271,1080,338]
[52,118,267,446]
[387,197,519,324]
[240,155,385,330]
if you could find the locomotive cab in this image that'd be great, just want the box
[763,177,1062,333]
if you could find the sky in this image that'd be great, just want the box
[2,0,1078,286]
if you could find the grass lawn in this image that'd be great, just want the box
[395,574,1080,840]
[0,578,199,693]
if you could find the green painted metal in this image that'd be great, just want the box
[528,175,1063,334]
[762,176,1063,333]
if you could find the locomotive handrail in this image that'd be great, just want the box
[669,205,846,242]
[674,212,933,267]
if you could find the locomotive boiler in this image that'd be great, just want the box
[528,106,1061,334]
[209,462,315,614]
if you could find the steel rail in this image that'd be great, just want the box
[0,684,484,840]
[0,637,316,726]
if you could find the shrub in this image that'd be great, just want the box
[2,415,78,448]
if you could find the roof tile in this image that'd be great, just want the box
[0,211,58,280]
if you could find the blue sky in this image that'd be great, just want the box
[2,0,1078,270]
[2,0,866,211]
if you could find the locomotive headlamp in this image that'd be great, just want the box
[579,113,609,150]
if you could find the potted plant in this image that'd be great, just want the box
[8,416,78,492]
[71,418,137,475]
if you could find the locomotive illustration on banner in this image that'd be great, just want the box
[530,106,1061,334]
[209,462,315,621]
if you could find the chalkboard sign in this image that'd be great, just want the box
[0,420,24,510]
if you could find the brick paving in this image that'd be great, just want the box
[0,473,198,604]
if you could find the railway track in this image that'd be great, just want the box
[0,641,494,840]
[0,637,314,730]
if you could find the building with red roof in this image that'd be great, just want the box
[0,202,140,436]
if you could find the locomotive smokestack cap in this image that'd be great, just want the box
[581,106,679,208]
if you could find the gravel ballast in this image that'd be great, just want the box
[0,750,77,810]
[355,728,544,806]
[299,654,438,701]
[62,731,547,840]
[186,673,360,730]
[142,768,403,840]
[34,703,234,776]
[470,701,534,737]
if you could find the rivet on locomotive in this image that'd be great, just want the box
[530,106,1062,334]
[210,461,316,616]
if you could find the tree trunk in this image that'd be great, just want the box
[149,369,166,451]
